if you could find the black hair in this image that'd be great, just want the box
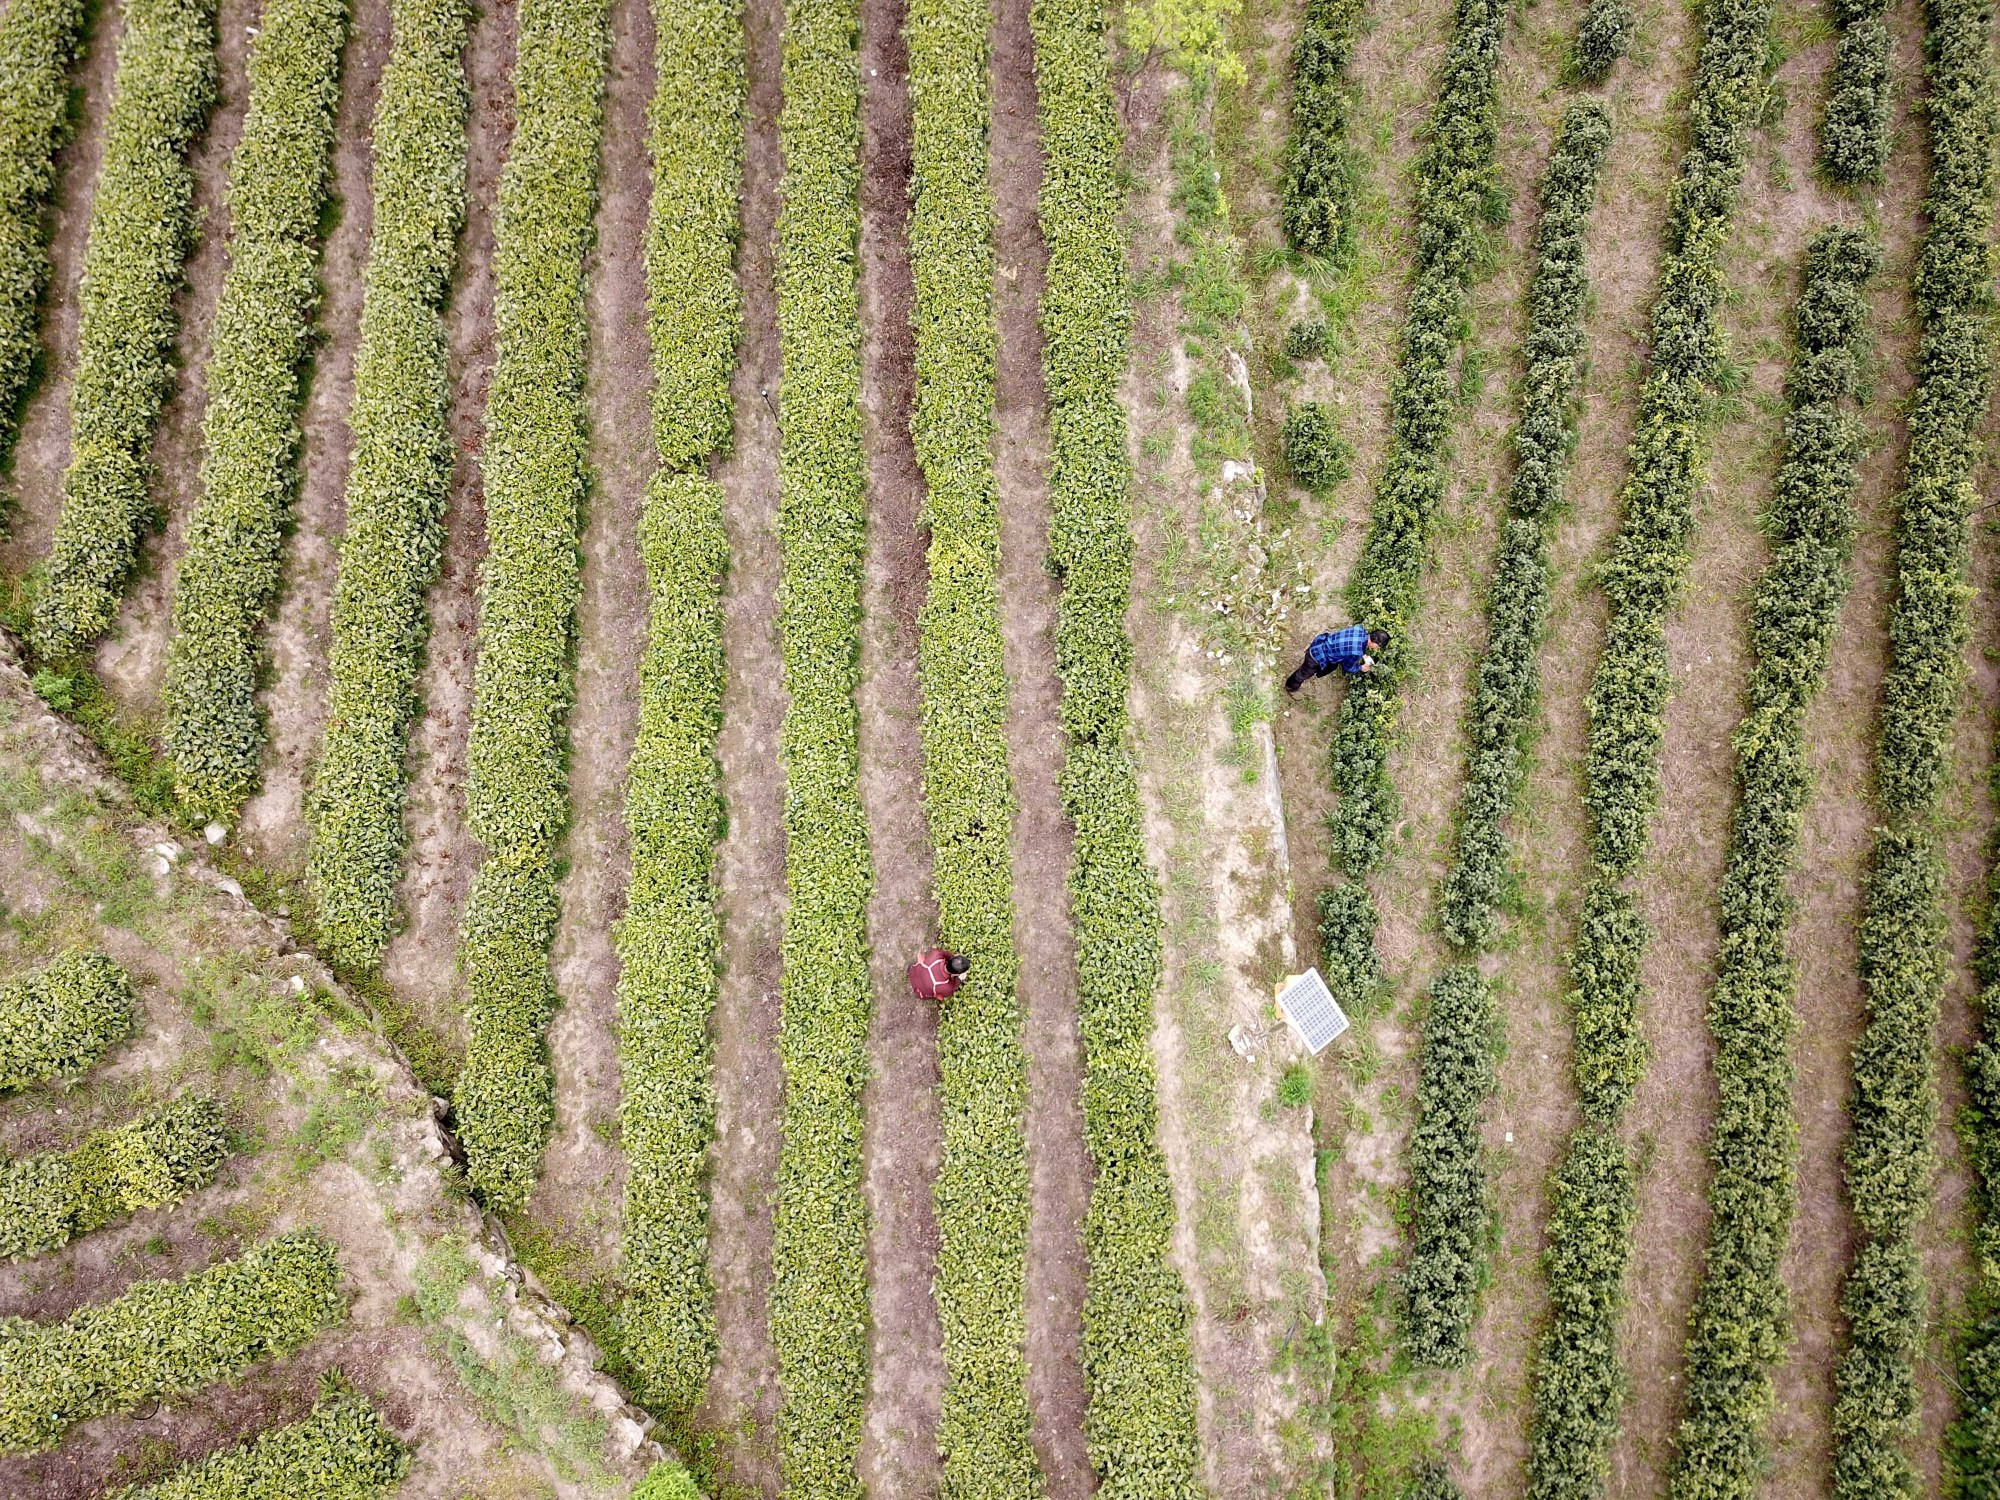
[1367,626,1391,648]
[946,953,970,975]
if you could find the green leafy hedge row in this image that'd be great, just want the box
[906,0,1039,1488]
[30,0,215,658]
[1526,0,1775,1489]
[616,0,742,1432]
[159,0,348,820]
[1031,0,1202,1490]
[1959,923,2000,1489]
[1668,225,1878,1499]
[0,950,134,1090]
[113,1392,405,1499]
[1436,97,1609,952]
[1834,0,1997,1489]
[0,0,89,458]
[766,2,874,1492]
[1402,964,1497,1365]
[0,1228,344,1452]
[1282,0,1365,262]
[1824,0,1892,183]
[1320,0,1506,1001]
[303,0,469,970]
[450,0,611,1210]
[0,1093,229,1259]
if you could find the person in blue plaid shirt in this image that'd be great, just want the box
[1285,624,1388,693]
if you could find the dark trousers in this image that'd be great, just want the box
[1286,653,1336,693]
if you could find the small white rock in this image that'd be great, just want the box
[217,877,245,900]
[147,855,172,878]
[204,821,226,845]
[289,974,307,994]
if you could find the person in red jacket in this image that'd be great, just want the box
[909,948,970,1001]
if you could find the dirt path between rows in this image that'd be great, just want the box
[529,0,656,1275]
[237,0,392,870]
[989,0,1092,1492]
[92,0,257,712]
[697,0,786,1486]
[0,0,121,581]
[375,0,517,1058]
[852,0,949,1489]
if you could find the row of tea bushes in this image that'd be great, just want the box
[0,949,133,1090]
[1282,0,1365,261]
[1823,0,1892,182]
[111,1391,406,1499]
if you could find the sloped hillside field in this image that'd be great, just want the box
[0,0,1994,1494]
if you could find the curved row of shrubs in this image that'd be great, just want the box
[160,0,349,820]
[450,0,612,1210]
[614,0,742,1435]
[0,949,133,1090]
[0,1228,344,1452]
[304,0,470,969]
[766,1,876,1491]
[0,0,89,460]
[1525,0,1777,1489]
[1824,0,1892,182]
[111,1391,407,1500]
[1668,224,1878,1499]
[0,1092,230,1259]
[1282,0,1365,262]
[31,0,215,659]
[1834,0,1997,1489]
[1031,0,1203,1490]
[1320,0,1506,1007]
[906,0,1039,1488]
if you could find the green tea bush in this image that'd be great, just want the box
[1526,0,1775,1487]
[1402,965,1497,1366]
[109,1391,405,1499]
[1669,225,1877,1498]
[1282,399,1350,491]
[631,1461,704,1500]
[0,950,134,1090]
[907,0,1039,1487]
[1960,797,2000,1492]
[304,0,469,969]
[0,1229,344,1451]
[31,0,215,657]
[614,0,741,1433]
[1034,0,1202,1490]
[1437,99,1609,951]
[766,2,874,1491]
[1833,0,1996,1491]
[0,0,89,458]
[1824,0,1891,182]
[0,1094,229,1258]
[1567,0,1629,83]
[1282,0,1364,260]
[160,0,348,820]
[1283,316,1329,360]
[451,0,612,1211]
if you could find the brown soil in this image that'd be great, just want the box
[530,0,657,1273]
[91,0,257,714]
[0,0,123,573]
[376,0,517,1052]
[851,1,949,1494]
[237,0,393,866]
[696,0,787,1485]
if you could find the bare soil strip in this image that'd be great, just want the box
[697,0,786,1485]
[530,0,655,1271]
[850,0,950,1493]
[0,0,120,576]
[236,0,390,870]
[374,0,516,1055]
[989,0,1093,1490]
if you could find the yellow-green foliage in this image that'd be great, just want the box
[0,0,89,454]
[161,0,349,820]
[1824,0,1891,182]
[109,1392,406,1499]
[631,1460,704,1500]
[0,950,134,1091]
[0,1094,230,1259]
[766,2,875,1491]
[31,0,215,658]
[304,0,469,969]
[0,1229,344,1452]
[906,0,1039,1487]
[1033,0,1202,1490]
[616,0,742,1429]
[450,0,611,1211]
